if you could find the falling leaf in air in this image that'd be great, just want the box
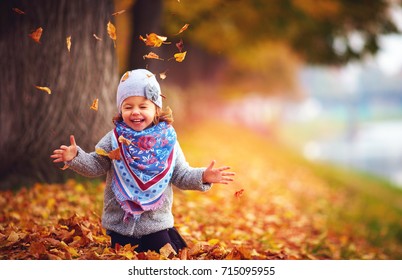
[139,33,170,47]
[29,27,43,43]
[159,70,168,80]
[93,34,102,41]
[107,21,117,48]
[35,86,51,94]
[118,135,132,146]
[234,189,244,199]
[173,51,187,62]
[96,147,121,160]
[176,39,184,52]
[143,52,164,60]
[90,98,98,111]
[112,9,126,16]
[66,36,71,52]
[174,24,189,35]
[12,8,25,15]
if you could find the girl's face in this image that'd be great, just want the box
[121,96,157,131]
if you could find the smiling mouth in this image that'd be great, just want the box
[131,119,144,124]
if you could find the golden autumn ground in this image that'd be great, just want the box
[1,121,402,260]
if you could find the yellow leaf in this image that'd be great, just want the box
[95,148,109,157]
[107,21,117,48]
[173,51,187,62]
[29,27,43,43]
[7,231,20,243]
[90,98,99,111]
[66,36,71,52]
[35,86,51,94]
[160,243,176,258]
[118,135,132,145]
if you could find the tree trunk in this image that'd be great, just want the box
[0,0,118,189]
[130,0,164,73]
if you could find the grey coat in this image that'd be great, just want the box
[67,130,211,238]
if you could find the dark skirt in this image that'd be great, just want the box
[107,227,187,254]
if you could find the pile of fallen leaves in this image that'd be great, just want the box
[1,121,400,260]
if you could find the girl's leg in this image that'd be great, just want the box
[138,227,187,253]
[107,230,140,249]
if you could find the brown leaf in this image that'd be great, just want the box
[234,189,244,199]
[118,135,132,145]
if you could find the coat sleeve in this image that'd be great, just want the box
[66,131,113,177]
[170,141,212,192]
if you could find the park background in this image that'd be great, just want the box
[1,0,402,260]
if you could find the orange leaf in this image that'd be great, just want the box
[234,189,244,199]
[35,86,51,94]
[174,24,189,35]
[121,71,130,82]
[173,51,187,62]
[107,21,117,48]
[160,243,176,258]
[29,27,43,43]
[139,33,169,47]
[108,148,121,160]
[66,36,71,52]
[143,52,164,60]
[90,98,99,111]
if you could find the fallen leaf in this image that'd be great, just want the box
[66,36,71,52]
[29,27,43,43]
[107,21,117,48]
[234,189,244,199]
[90,98,98,111]
[160,243,176,258]
[174,24,189,35]
[143,52,164,60]
[12,8,25,15]
[139,33,170,47]
[112,9,126,16]
[35,86,51,94]
[173,51,187,62]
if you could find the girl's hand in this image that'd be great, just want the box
[202,160,235,184]
[51,135,78,163]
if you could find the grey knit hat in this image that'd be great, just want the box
[116,69,162,112]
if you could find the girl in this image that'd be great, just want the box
[51,69,235,254]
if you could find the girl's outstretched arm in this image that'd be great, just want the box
[51,135,78,163]
[202,160,235,184]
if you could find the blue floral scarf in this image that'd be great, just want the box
[111,121,177,221]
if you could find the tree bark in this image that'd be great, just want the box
[130,0,164,73]
[0,0,118,189]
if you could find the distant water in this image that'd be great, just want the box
[304,120,402,188]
